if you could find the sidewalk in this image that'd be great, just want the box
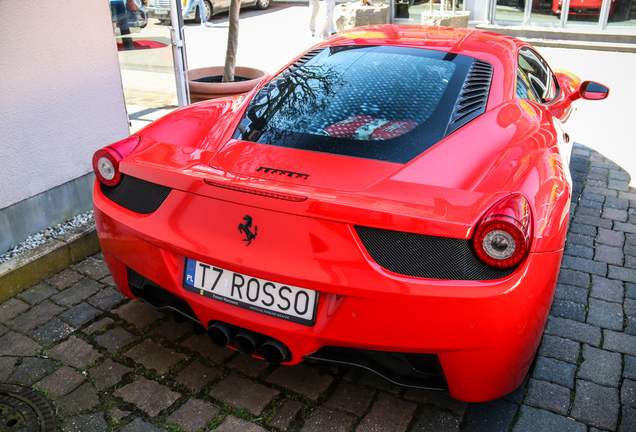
[1,142,635,431]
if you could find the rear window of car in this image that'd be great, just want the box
[233,45,478,164]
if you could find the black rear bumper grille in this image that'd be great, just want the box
[305,346,447,391]
[100,174,172,214]
[355,225,516,280]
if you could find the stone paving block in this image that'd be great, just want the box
[112,300,164,329]
[59,302,101,327]
[56,382,100,416]
[591,275,625,303]
[588,298,624,330]
[609,170,631,182]
[562,256,608,277]
[609,265,636,283]
[215,415,268,432]
[626,356,636,381]
[7,357,57,386]
[95,327,138,353]
[598,228,626,247]
[402,388,469,416]
[604,330,636,356]
[578,205,602,217]
[622,379,636,409]
[82,317,114,335]
[87,286,127,311]
[125,339,187,374]
[356,393,417,432]
[300,406,356,432]
[567,232,596,248]
[524,379,570,414]
[50,278,101,307]
[266,363,333,401]
[114,376,181,417]
[557,269,591,288]
[36,365,86,398]
[550,299,587,322]
[533,356,576,389]
[152,318,192,341]
[227,353,270,377]
[175,361,221,391]
[89,358,133,391]
[45,335,101,368]
[110,407,130,421]
[578,344,623,387]
[571,380,620,430]
[119,418,164,432]
[570,222,597,237]
[512,405,586,432]
[628,282,636,300]
[324,380,375,416]
[0,324,7,338]
[100,275,117,287]
[0,357,16,381]
[411,404,462,432]
[5,300,63,333]
[61,412,108,432]
[28,318,75,344]
[603,207,629,221]
[210,374,279,415]
[565,242,594,259]
[554,284,589,304]
[47,269,84,290]
[269,400,303,430]
[16,282,58,305]
[0,331,41,356]
[179,333,235,364]
[615,221,636,235]
[545,317,602,346]
[621,406,636,432]
[166,398,220,432]
[573,215,613,230]
[73,257,111,280]
[538,334,580,364]
[462,399,518,432]
[596,244,625,265]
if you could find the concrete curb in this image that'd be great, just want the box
[0,222,100,303]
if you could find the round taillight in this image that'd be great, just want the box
[473,195,531,269]
[92,148,121,187]
[92,136,140,187]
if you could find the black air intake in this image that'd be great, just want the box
[355,226,516,280]
[446,59,493,135]
[100,174,172,214]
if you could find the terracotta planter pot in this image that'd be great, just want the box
[187,66,268,103]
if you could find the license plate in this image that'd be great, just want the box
[183,258,318,326]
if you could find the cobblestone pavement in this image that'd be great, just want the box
[1,143,635,431]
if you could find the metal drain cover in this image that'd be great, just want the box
[0,384,57,432]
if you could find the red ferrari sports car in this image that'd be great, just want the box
[92,25,608,402]
[552,0,616,16]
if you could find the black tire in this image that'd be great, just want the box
[203,0,213,20]
[255,0,269,10]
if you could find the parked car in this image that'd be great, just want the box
[110,0,148,35]
[146,0,269,24]
[92,25,608,402]
[553,0,616,15]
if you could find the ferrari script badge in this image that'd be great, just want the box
[238,215,258,246]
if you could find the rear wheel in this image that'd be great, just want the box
[255,0,269,10]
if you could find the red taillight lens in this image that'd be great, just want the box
[473,194,532,269]
[92,136,140,187]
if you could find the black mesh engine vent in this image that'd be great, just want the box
[355,226,516,281]
[446,59,493,135]
[279,48,323,78]
[100,175,172,214]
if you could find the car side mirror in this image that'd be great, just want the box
[579,81,609,101]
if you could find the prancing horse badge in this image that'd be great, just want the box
[238,215,257,246]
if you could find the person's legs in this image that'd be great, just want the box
[309,0,320,37]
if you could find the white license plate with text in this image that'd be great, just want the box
[183,258,318,326]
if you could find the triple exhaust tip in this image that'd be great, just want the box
[207,321,292,365]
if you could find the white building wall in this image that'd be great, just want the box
[0,0,130,252]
